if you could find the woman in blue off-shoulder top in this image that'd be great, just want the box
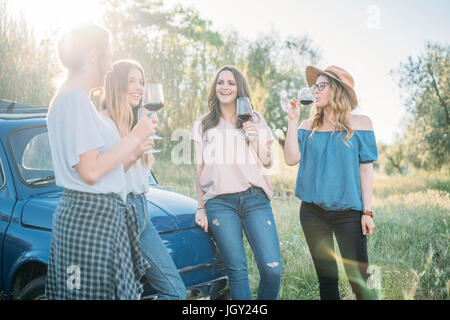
[284,65,379,300]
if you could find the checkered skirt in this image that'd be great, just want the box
[45,189,151,300]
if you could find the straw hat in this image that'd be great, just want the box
[306,65,358,109]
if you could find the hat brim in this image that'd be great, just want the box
[306,66,358,109]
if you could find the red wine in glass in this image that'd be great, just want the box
[236,97,254,141]
[238,113,252,122]
[298,87,314,106]
[237,97,253,122]
[143,83,164,112]
[144,102,164,112]
[300,99,313,105]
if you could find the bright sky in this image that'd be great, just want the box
[162,0,450,144]
[9,0,450,144]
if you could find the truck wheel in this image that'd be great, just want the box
[211,288,231,300]
[18,276,47,300]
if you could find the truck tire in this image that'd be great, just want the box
[17,275,47,300]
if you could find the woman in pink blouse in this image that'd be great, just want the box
[191,66,281,300]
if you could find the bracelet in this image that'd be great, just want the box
[361,209,374,218]
[197,207,206,210]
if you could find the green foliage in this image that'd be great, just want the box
[99,0,321,149]
[1,0,449,299]
[1,0,321,148]
[378,139,408,175]
[244,34,321,146]
[101,0,243,147]
[0,0,57,106]
[153,153,450,300]
[392,42,450,170]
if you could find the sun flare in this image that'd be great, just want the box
[10,0,104,33]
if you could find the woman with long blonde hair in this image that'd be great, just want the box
[284,65,378,300]
[46,25,156,299]
[101,59,186,300]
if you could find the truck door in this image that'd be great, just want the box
[0,142,17,290]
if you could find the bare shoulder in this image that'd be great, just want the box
[298,119,312,130]
[349,114,373,131]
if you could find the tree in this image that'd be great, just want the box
[100,0,321,149]
[101,0,233,148]
[392,42,449,170]
[0,0,322,151]
[0,0,56,106]
[243,34,321,146]
[380,140,407,175]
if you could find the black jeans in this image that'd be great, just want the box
[300,201,378,300]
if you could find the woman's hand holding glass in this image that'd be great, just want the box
[139,108,162,154]
[137,138,155,155]
[236,97,255,141]
[285,98,301,122]
[130,110,157,143]
[242,121,258,143]
[281,87,313,122]
[281,96,301,122]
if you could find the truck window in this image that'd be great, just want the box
[9,125,54,187]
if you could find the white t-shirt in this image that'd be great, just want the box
[46,88,127,201]
[99,114,149,195]
[124,158,149,195]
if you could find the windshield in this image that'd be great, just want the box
[8,125,159,188]
[9,125,55,187]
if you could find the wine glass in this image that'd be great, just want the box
[280,97,291,112]
[236,97,254,141]
[141,83,164,154]
[298,87,314,106]
[143,83,164,111]
[139,108,161,154]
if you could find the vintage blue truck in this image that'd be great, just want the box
[0,99,227,299]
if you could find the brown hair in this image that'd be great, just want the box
[309,74,354,143]
[101,59,152,169]
[201,66,257,135]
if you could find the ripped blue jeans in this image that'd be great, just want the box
[127,193,186,300]
[205,187,282,300]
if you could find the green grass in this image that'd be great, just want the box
[152,149,449,300]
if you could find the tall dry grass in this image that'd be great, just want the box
[153,144,449,300]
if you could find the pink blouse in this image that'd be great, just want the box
[191,111,274,203]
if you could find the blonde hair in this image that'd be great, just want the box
[101,59,152,169]
[309,74,355,143]
[51,23,112,98]
[57,23,111,72]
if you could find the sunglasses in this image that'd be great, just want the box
[311,81,329,92]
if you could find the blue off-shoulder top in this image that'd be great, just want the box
[295,129,378,211]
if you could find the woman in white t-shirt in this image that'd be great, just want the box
[45,25,156,299]
[100,59,186,300]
